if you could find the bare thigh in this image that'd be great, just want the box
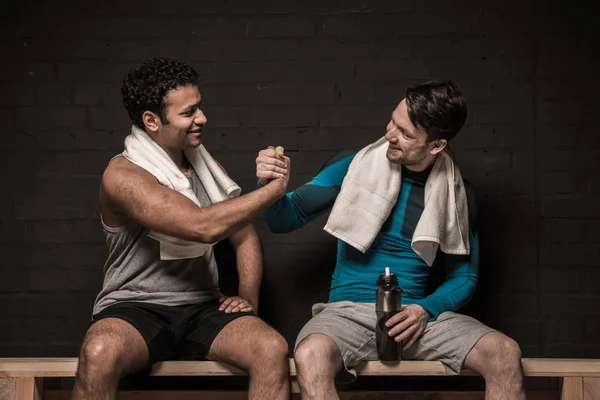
[207,315,287,369]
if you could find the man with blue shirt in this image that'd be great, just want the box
[256,81,525,400]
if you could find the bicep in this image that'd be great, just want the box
[104,166,206,241]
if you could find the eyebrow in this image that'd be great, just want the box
[180,99,202,115]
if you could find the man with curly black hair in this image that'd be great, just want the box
[72,58,292,400]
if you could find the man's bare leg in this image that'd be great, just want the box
[72,318,149,400]
[294,334,344,400]
[464,332,526,400]
[207,315,290,400]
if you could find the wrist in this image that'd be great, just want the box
[269,179,286,197]
[412,303,430,318]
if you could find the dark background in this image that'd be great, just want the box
[0,0,598,364]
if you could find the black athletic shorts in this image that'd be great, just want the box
[92,300,254,366]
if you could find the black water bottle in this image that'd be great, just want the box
[376,267,402,361]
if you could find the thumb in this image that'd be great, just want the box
[275,146,285,157]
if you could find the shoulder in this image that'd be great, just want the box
[319,150,358,172]
[102,156,158,200]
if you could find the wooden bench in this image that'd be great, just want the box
[1,358,599,399]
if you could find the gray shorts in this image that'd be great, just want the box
[295,301,496,382]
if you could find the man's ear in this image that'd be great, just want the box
[429,139,447,155]
[142,111,162,133]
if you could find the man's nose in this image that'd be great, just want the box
[195,111,206,125]
[384,129,396,141]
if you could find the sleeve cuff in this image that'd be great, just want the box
[412,297,444,321]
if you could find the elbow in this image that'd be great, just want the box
[193,222,227,244]
[469,275,478,290]
[464,276,478,303]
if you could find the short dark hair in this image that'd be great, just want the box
[121,58,200,129]
[405,80,467,142]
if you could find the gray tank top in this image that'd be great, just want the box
[93,168,221,316]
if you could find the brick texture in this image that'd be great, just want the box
[0,0,598,361]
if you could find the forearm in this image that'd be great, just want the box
[231,225,263,308]
[191,181,285,243]
[260,152,353,234]
[261,182,342,233]
[413,273,477,319]
[414,234,479,319]
[263,192,306,233]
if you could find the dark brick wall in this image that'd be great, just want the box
[0,0,598,359]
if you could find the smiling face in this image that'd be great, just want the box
[145,84,207,151]
[384,99,443,169]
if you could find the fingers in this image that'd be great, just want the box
[386,309,416,340]
[257,171,286,181]
[386,310,408,328]
[387,317,412,337]
[223,297,243,313]
[394,323,418,344]
[257,154,286,168]
[256,152,287,173]
[268,145,285,157]
[219,297,254,313]
[257,159,287,181]
[403,326,424,350]
[230,302,254,313]
[256,146,289,184]
[218,297,234,311]
[386,307,425,347]
[257,163,287,175]
[259,146,285,160]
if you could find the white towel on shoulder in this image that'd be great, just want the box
[122,125,241,260]
[323,136,470,266]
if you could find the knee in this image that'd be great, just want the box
[78,336,119,377]
[294,334,336,371]
[253,331,289,370]
[499,337,522,366]
[485,336,523,374]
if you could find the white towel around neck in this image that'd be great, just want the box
[122,125,241,260]
[323,136,470,266]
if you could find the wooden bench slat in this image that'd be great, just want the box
[1,358,599,378]
[524,359,600,378]
[41,389,561,400]
[351,359,600,377]
[0,359,77,378]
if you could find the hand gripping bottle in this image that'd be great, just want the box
[375,267,402,361]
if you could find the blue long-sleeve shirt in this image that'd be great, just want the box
[262,152,479,320]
